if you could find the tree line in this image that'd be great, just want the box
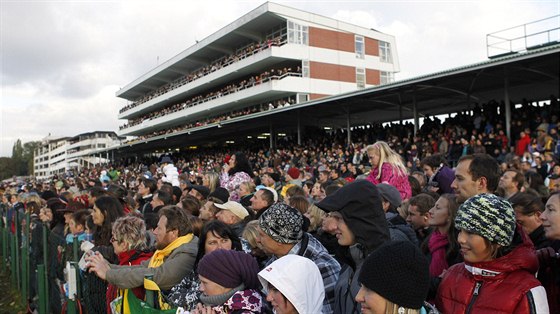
[0,139,39,181]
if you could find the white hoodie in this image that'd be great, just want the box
[258,255,324,314]
[161,164,180,187]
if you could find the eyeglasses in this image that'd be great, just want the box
[110,236,118,243]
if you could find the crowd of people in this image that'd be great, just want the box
[119,67,301,131]
[123,96,297,144]
[119,36,285,114]
[1,97,560,314]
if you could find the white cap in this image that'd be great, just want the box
[214,201,249,220]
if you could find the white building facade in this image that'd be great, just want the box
[34,132,123,179]
[116,2,399,141]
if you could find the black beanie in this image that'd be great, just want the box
[358,241,429,309]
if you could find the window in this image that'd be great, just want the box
[288,21,308,45]
[355,35,365,59]
[380,71,394,84]
[356,68,365,88]
[297,93,309,103]
[379,41,392,63]
[302,60,310,78]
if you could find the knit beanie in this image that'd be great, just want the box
[259,203,303,244]
[455,193,515,247]
[358,241,429,309]
[197,250,260,289]
[287,167,300,180]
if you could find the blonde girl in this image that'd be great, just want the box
[366,141,412,200]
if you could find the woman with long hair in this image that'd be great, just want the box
[83,195,125,314]
[220,152,253,201]
[537,192,560,313]
[423,194,461,277]
[91,195,125,246]
[202,171,220,193]
[366,141,412,200]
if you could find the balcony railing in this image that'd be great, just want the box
[487,15,560,58]
[119,71,302,131]
[119,37,287,114]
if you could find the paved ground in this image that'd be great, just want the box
[0,269,26,314]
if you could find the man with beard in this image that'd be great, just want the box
[86,205,198,290]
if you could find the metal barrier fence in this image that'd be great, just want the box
[0,210,82,314]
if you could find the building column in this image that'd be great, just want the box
[413,95,419,136]
[297,111,302,146]
[346,111,351,147]
[398,93,403,124]
[269,124,275,150]
[504,70,512,143]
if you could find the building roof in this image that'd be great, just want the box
[115,2,394,101]
[112,43,559,154]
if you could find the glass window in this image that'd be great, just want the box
[355,35,365,59]
[302,60,310,78]
[380,71,394,85]
[297,94,309,103]
[379,41,392,63]
[287,21,308,45]
[356,68,365,88]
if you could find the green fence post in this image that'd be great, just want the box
[15,211,20,290]
[42,224,49,314]
[21,212,30,305]
[1,228,7,271]
[72,237,81,300]
[0,213,4,271]
[37,264,47,314]
[10,233,16,286]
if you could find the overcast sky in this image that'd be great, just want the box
[1,0,558,157]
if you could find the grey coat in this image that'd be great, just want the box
[106,237,198,290]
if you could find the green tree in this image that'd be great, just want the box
[22,141,40,175]
[11,139,24,176]
[0,157,16,181]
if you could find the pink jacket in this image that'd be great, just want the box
[367,163,412,200]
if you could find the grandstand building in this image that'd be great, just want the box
[34,132,123,179]
[116,2,399,140]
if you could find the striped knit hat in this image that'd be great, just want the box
[455,193,516,247]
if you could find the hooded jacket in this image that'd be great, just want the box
[316,180,389,254]
[316,180,390,314]
[161,164,180,187]
[259,255,324,314]
[436,227,549,313]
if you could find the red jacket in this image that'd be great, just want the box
[436,228,549,313]
[516,134,531,156]
[106,249,153,314]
